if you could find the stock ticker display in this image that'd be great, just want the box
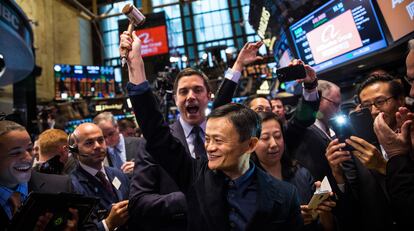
[54,64,118,100]
[289,0,387,73]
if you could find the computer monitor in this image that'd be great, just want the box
[289,0,387,73]
[376,0,414,42]
[54,64,118,100]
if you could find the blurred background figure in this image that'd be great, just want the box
[34,128,71,174]
[117,118,139,137]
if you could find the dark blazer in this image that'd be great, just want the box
[340,154,395,230]
[107,136,143,168]
[386,154,414,230]
[0,171,73,230]
[129,126,188,231]
[291,124,332,181]
[71,165,129,231]
[129,80,229,231]
[129,88,303,231]
[124,136,143,161]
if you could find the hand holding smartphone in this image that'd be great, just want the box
[276,64,306,83]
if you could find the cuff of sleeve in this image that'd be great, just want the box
[225,68,241,83]
[102,220,110,231]
[302,88,319,101]
[302,78,318,90]
[127,81,150,96]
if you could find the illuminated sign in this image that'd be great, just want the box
[134,25,169,57]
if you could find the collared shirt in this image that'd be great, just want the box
[0,183,28,219]
[79,162,109,182]
[225,162,257,231]
[108,134,127,164]
[179,116,206,159]
[314,119,335,139]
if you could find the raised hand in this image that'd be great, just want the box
[374,111,412,159]
[288,59,317,84]
[232,41,264,72]
[119,31,147,85]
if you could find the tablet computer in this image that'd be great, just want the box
[9,192,99,231]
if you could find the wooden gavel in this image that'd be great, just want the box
[121,4,146,67]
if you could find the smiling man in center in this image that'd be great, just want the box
[121,31,303,231]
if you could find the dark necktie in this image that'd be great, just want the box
[96,171,115,197]
[191,126,206,159]
[110,147,123,169]
[8,192,21,217]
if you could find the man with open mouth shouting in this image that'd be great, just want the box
[121,31,302,231]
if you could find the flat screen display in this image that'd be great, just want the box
[134,25,169,57]
[376,0,414,42]
[54,64,119,100]
[273,31,294,68]
[289,0,387,72]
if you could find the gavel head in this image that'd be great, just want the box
[122,3,145,26]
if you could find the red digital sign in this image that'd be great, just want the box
[134,25,169,57]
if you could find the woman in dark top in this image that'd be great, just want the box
[252,112,336,231]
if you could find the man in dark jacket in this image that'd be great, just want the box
[120,31,303,231]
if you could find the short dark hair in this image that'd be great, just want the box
[357,73,404,102]
[0,120,26,137]
[243,95,271,108]
[207,103,261,142]
[254,112,299,180]
[173,68,211,94]
[118,118,136,132]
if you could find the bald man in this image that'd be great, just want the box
[70,123,129,231]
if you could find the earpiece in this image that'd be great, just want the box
[67,133,79,154]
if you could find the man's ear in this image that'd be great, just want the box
[246,137,259,154]
[173,94,177,103]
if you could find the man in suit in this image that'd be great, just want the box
[70,123,129,231]
[120,31,303,230]
[0,120,76,230]
[371,39,414,230]
[94,112,141,174]
[127,41,265,230]
[291,80,341,181]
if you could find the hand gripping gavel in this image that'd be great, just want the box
[121,4,146,67]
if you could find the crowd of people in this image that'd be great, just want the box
[0,32,413,231]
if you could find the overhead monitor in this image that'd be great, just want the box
[376,0,414,42]
[289,0,387,73]
[273,30,294,68]
[54,64,119,100]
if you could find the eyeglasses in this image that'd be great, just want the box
[321,96,341,108]
[404,75,414,85]
[360,96,393,109]
[252,106,272,113]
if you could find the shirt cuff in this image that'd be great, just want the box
[302,88,319,101]
[224,68,241,83]
[127,81,150,96]
[102,219,110,231]
[337,183,345,193]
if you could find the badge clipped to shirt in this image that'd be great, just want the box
[112,177,121,190]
